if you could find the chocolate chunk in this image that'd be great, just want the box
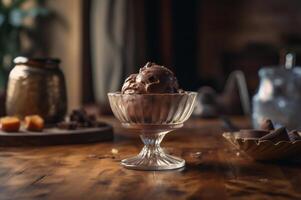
[70,114,84,123]
[57,121,78,130]
[260,119,274,131]
[288,130,301,142]
[70,109,88,123]
[259,127,289,143]
[58,109,106,129]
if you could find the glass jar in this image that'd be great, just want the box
[6,57,67,123]
[252,66,301,130]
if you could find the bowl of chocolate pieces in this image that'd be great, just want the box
[223,119,301,161]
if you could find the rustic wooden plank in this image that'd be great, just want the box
[0,116,299,200]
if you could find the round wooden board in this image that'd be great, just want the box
[0,125,113,146]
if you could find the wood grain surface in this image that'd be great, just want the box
[0,116,300,200]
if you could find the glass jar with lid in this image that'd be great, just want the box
[6,57,67,123]
[252,66,301,130]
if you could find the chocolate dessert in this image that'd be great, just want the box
[108,63,198,170]
[121,62,181,94]
[120,62,185,124]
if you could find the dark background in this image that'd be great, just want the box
[82,0,301,104]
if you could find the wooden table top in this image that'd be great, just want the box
[0,116,301,200]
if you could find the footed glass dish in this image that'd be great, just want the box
[108,92,197,170]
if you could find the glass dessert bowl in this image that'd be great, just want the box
[108,92,197,170]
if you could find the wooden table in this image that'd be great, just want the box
[0,116,301,200]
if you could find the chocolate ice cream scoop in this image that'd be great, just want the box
[121,74,144,94]
[121,62,180,94]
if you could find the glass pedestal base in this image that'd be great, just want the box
[121,133,185,170]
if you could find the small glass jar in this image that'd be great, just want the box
[252,66,301,130]
[6,57,67,123]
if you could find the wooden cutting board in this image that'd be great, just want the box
[0,124,113,146]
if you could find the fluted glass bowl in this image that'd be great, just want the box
[108,92,197,170]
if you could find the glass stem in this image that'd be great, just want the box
[121,130,185,170]
[139,132,168,158]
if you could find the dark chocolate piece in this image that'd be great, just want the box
[70,109,89,123]
[288,130,301,142]
[260,119,274,131]
[58,109,107,129]
[259,127,289,143]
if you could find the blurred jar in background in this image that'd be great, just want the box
[252,67,301,130]
[6,57,67,123]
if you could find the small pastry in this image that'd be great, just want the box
[259,127,289,143]
[24,115,44,132]
[0,117,20,132]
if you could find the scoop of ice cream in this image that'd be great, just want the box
[121,74,143,94]
[121,62,180,94]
